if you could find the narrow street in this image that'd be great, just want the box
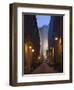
[32,62,58,74]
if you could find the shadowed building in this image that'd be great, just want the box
[48,16,63,72]
[23,14,40,73]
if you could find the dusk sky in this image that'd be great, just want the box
[36,15,51,28]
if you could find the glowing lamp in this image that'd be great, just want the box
[32,49,34,52]
[55,37,58,40]
[29,46,32,49]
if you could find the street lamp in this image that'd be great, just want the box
[55,37,58,41]
[32,49,34,52]
[29,46,32,49]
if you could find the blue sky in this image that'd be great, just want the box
[36,15,51,28]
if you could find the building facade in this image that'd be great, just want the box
[23,14,40,73]
[48,16,63,72]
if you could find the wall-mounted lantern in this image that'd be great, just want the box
[29,46,32,49]
[32,49,34,52]
[55,37,58,41]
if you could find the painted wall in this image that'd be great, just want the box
[0,0,74,90]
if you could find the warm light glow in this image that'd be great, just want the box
[29,46,32,49]
[32,49,34,52]
[55,37,58,40]
[38,56,41,59]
